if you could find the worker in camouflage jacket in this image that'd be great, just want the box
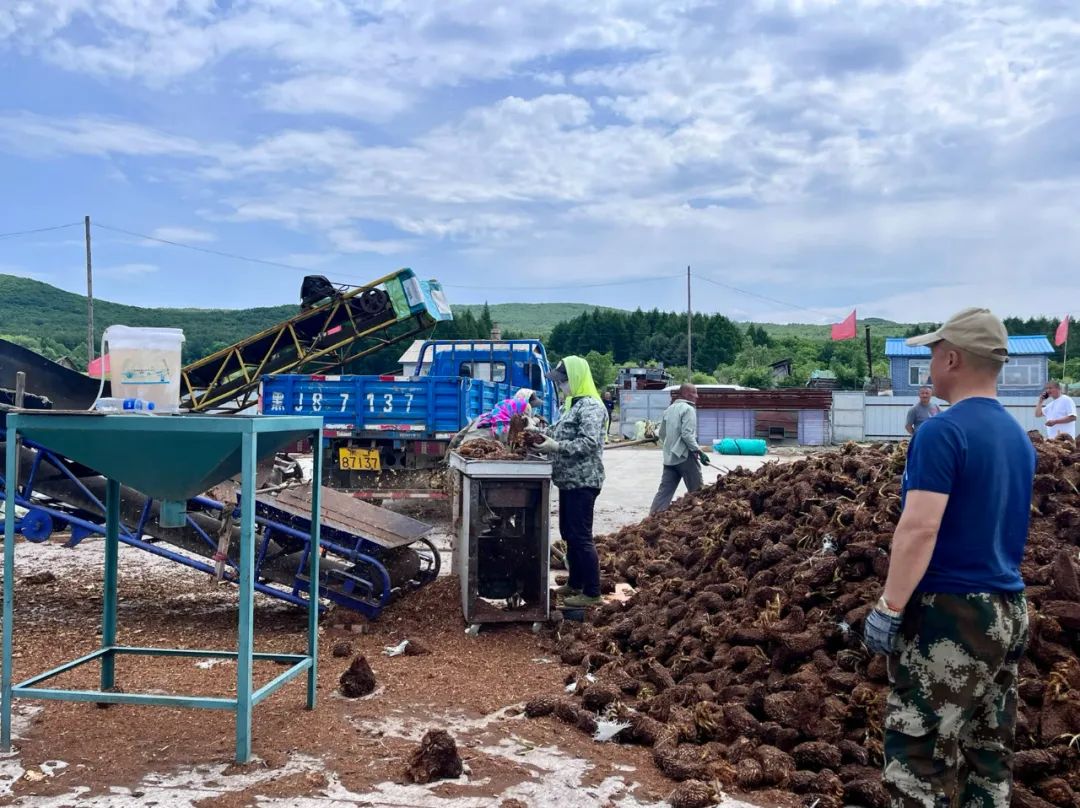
[863,309,1034,808]
[533,356,607,609]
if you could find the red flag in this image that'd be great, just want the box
[1055,315,1070,347]
[831,309,857,341]
[87,353,111,379]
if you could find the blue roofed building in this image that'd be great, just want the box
[885,336,1055,397]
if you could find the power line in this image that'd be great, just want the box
[82,220,842,319]
[443,274,683,291]
[92,222,680,292]
[92,222,322,274]
[694,272,837,321]
[0,222,83,241]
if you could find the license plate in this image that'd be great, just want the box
[338,447,381,471]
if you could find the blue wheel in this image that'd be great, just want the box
[20,509,54,543]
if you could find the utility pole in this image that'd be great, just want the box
[864,325,873,390]
[686,265,692,375]
[85,215,94,364]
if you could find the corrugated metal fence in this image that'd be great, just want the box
[618,389,830,445]
[834,395,1043,440]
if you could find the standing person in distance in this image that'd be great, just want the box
[649,383,707,515]
[532,357,607,609]
[1035,380,1076,440]
[601,390,616,438]
[863,308,1035,808]
[905,385,941,435]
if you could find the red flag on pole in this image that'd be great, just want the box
[1055,315,1070,347]
[831,309,857,341]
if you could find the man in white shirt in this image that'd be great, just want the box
[1035,380,1077,439]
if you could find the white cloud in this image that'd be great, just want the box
[0,113,207,159]
[260,75,411,121]
[4,1,1080,318]
[149,226,216,243]
[326,229,410,255]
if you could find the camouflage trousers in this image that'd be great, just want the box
[883,592,1028,808]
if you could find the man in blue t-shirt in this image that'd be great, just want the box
[863,308,1035,808]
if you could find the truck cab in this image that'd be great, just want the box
[260,339,557,495]
[414,341,555,399]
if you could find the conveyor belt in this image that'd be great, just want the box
[266,484,430,550]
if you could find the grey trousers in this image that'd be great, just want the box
[649,456,703,514]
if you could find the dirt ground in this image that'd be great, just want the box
[0,447,799,807]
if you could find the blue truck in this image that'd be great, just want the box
[259,339,558,493]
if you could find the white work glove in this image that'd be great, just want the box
[534,436,560,454]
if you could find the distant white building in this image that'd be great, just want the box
[397,340,427,376]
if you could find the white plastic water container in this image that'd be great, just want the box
[104,325,185,413]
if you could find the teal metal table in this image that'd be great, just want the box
[1,413,323,763]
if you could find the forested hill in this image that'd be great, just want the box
[543,307,1077,389]
[0,275,617,366]
[0,275,1073,389]
[454,302,625,334]
[0,274,296,366]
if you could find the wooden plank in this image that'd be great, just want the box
[267,484,430,549]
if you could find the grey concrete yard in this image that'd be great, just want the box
[590,446,790,535]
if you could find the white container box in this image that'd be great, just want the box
[104,325,185,413]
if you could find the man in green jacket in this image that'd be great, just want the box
[649,384,707,514]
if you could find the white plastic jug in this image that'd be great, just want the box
[104,325,185,413]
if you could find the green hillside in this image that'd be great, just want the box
[454,302,627,335]
[754,317,918,340]
[0,276,625,365]
[0,275,298,366]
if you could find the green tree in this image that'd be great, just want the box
[477,302,494,337]
[583,350,617,388]
[738,367,774,388]
[746,323,771,347]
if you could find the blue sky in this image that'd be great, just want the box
[1,1,1079,323]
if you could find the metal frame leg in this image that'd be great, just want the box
[2,426,17,749]
[307,433,321,709]
[101,479,120,690]
[236,431,257,763]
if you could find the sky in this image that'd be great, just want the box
[1,1,1079,324]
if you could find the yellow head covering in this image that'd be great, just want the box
[560,356,603,414]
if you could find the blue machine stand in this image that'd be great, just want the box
[2,413,323,763]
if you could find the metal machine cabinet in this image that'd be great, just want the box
[448,453,551,633]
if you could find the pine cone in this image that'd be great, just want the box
[575,709,598,735]
[580,682,619,713]
[843,779,888,808]
[792,741,842,771]
[523,695,558,718]
[669,780,716,808]
[735,757,764,789]
[553,699,580,725]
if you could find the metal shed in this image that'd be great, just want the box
[886,336,1054,397]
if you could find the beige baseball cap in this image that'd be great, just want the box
[905,307,1009,363]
